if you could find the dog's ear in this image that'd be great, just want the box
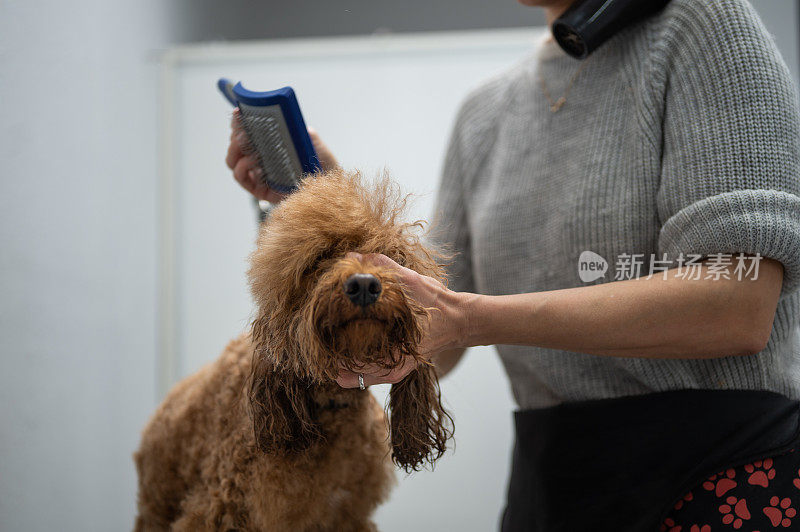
[247,352,321,454]
[388,364,453,472]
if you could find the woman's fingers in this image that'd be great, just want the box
[232,154,290,203]
[361,252,396,268]
[332,252,444,390]
[253,182,288,204]
[227,109,247,169]
[335,369,403,389]
[349,253,417,281]
[344,252,432,322]
[233,156,258,192]
[366,253,417,278]
[226,108,290,204]
[345,252,404,274]
[229,114,339,204]
[226,137,244,170]
[335,356,417,388]
[362,254,424,301]
[335,371,366,389]
[228,109,260,193]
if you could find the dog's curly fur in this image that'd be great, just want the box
[134,169,454,531]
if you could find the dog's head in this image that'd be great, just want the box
[247,168,452,472]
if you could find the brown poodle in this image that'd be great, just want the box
[134,169,453,531]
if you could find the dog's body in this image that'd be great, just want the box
[135,335,393,531]
[135,170,452,531]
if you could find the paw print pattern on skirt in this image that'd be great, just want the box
[704,469,738,497]
[746,459,777,488]
[719,495,751,529]
[662,447,800,530]
[763,496,796,527]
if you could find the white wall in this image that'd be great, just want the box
[0,1,167,530]
[163,31,532,531]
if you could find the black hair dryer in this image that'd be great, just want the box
[552,0,672,59]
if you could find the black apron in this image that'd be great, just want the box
[501,390,800,531]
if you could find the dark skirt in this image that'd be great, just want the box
[500,390,800,531]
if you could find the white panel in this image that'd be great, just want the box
[162,29,536,532]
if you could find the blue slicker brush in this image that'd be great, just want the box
[218,78,321,194]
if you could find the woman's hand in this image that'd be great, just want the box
[335,253,471,388]
[225,108,339,203]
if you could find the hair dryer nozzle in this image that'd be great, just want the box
[552,0,671,60]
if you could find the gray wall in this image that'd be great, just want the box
[167,0,797,85]
[0,1,797,531]
[165,0,795,42]
[168,0,547,42]
[751,0,800,88]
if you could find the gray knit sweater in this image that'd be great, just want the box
[432,0,800,410]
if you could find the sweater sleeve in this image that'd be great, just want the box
[655,0,800,295]
[429,105,476,294]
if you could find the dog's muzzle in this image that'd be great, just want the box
[343,273,382,307]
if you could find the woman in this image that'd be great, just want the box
[226,0,800,529]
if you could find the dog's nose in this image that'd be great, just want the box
[343,273,382,307]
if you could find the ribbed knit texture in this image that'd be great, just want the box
[431,0,800,409]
